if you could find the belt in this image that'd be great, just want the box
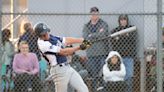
[58,62,69,67]
[51,62,69,67]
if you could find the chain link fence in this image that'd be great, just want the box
[0,0,164,92]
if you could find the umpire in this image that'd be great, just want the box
[34,22,90,92]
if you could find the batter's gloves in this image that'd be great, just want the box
[80,40,92,50]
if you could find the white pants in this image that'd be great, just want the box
[50,64,89,92]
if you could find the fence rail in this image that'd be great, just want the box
[0,0,164,92]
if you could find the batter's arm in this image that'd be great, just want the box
[59,46,81,56]
[64,37,84,45]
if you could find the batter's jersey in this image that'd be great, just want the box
[38,35,67,66]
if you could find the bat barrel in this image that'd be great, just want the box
[90,26,137,43]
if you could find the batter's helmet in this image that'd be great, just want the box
[34,23,50,37]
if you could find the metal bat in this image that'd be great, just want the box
[110,26,137,37]
[90,26,137,43]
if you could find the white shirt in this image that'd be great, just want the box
[103,51,126,82]
[103,63,126,82]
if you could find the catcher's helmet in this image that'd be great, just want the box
[34,23,50,37]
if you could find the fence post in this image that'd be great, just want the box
[140,18,146,92]
[0,0,2,91]
[140,41,146,92]
[156,0,163,92]
[0,0,2,44]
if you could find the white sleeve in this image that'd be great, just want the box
[62,37,66,44]
[112,63,126,78]
[103,64,113,82]
[38,39,61,53]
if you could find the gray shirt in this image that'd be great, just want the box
[82,18,110,57]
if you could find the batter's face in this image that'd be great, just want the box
[40,32,50,40]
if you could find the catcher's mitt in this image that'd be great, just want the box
[80,40,92,50]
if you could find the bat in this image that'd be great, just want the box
[110,26,137,37]
[90,26,137,43]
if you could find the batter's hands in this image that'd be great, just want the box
[80,40,92,50]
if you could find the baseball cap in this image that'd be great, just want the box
[34,23,50,36]
[90,7,99,13]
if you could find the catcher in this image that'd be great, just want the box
[34,22,91,92]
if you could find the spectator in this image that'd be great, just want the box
[162,32,164,48]
[1,29,15,67]
[18,22,41,61]
[13,41,41,92]
[0,29,15,91]
[67,45,88,92]
[103,51,126,92]
[66,45,88,79]
[149,55,156,77]
[111,14,138,92]
[70,54,88,79]
[82,6,110,91]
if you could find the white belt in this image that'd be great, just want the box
[51,62,69,67]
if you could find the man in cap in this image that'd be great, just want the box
[34,22,91,92]
[82,6,110,92]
